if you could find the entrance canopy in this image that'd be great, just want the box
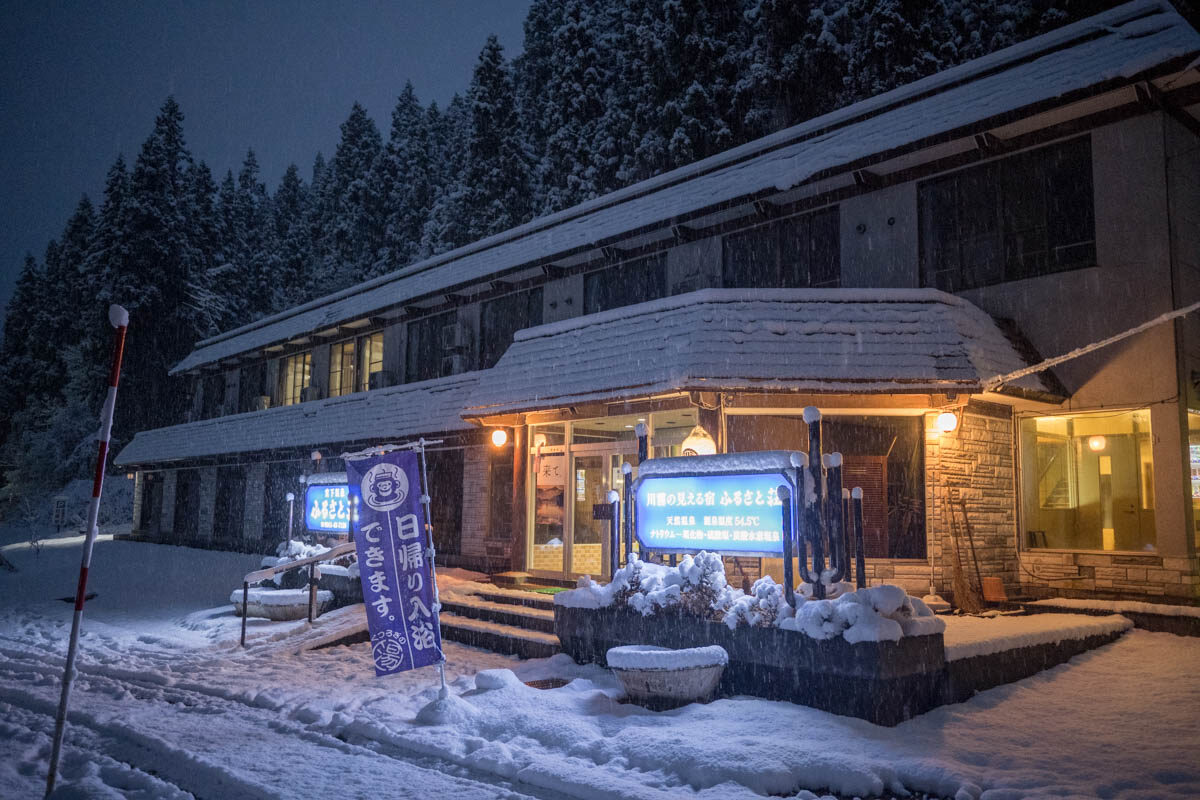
[465,289,1058,418]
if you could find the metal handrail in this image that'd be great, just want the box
[239,541,358,647]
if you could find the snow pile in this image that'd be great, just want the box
[943,612,1132,661]
[1029,597,1200,619]
[782,585,944,644]
[229,587,333,607]
[557,552,944,642]
[606,644,728,670]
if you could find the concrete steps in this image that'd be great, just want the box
[438,587,562,659]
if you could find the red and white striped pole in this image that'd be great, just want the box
[46,304,129,798]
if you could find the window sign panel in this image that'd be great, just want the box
[635,472,788,556]
[305,483,351,533]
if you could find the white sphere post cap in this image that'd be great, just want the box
[109,304,129,328]
[606,490,620,504]
[634,422,648,438]
[802,406,822,423]
[621,461,633,474]
[851,487,863,499]
[821,453,843,468]
[842,488,850,499]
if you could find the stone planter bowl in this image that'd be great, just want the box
[607,645,728,710]
[231,588,334,621]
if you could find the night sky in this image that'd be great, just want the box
[0,0,531,318]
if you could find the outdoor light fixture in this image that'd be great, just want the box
[1088,435,1107,452]
[936,411,960,433]
[491,428,509,447]
[681,425,717,456]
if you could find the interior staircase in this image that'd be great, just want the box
[439,586,560,660]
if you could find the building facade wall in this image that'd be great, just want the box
[197,468,217,543]
[243,463,266,549]
[458,444,491,569]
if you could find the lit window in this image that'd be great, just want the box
[281,351,311,406]
[357,332,384,391]
[1019,409,1155,552]
[329,339,356,398]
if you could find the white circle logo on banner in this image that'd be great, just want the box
[361,462,409,512]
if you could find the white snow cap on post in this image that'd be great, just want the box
[802,406,821,423]
[822,453,843,468]
[607,490,619,504]
[851,487,863,499]
[109,304,129,328]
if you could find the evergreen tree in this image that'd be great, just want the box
[463,36,533,240]
[421,94,472,255]
[317,103,383,287]
[372,83,434,275]
[273,163,312,310]
[236,150,278,315]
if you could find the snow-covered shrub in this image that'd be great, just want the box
[556,552,945,643]
[781,585,945,643]
[722,575,793,630]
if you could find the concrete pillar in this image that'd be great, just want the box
[160,471,178,535]
[243,463,266,547]
[131,471,145,532]
[511,425,528,572]
[197,468,217,544]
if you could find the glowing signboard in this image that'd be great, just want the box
[305,483,351,533]
[634,472,789,556]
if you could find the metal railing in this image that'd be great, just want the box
[239,541,357,647]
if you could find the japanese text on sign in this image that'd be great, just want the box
[305,484,351,532]
[635,472,788,556]
[347,452,443,677]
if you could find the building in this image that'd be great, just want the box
[115,0,1200,603]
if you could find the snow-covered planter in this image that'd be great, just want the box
[607,645,728,709]
[555,553,947,725]
[230,587,334,621]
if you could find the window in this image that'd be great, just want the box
[919,136,1095,291]
[200,373,225,419]
[727,414,925,559]
[357,331,384,391]
[281,351,311,406]
[407,311,456,383]
[723,206,840,289]
[329,339,356,397]
[480,288,543,369]
[239,362,267,412]
[1019,409,1155,552]
[583,253,667,315]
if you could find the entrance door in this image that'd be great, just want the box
[568,449,638,577]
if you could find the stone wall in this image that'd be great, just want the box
[131,471,145,532]
[924,403,1019,599]
[1019,550,1200,600]
[458,445,492,570]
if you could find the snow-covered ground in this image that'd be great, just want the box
[2,536,1198,799]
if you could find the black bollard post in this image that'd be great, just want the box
[804,407,826,600]
[607,490,620,578]
[621,462,633,565]
[240,581,249,648]
[778,484,795,608]
[852,487,866,589]
[824,453,845,585]
[635,422,648,463]
[841,489,852,585]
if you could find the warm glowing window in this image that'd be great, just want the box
[329,339,356,398]
[357,331,384,391]
[1019,409,1155,552]
[281,351,311,406]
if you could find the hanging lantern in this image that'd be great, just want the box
[680,425,717,456]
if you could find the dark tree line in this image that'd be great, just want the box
[0,0,1105,501]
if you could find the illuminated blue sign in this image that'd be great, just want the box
[635,472,789,556]
[305,483,351,533]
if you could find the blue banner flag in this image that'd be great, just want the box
[346,450,444,676]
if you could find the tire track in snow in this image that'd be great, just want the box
[0,638,567,800]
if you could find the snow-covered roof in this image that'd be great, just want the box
[170,1,1200,375]
[464,289,1054,416]
[113,372,480,467]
